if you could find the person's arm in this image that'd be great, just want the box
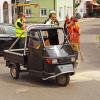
[45,19,51,25]
[67,21,73,28]
[17,22,23,28]
[55,20,59,26]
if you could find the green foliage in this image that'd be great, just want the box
[76,3,80,8]
[96,0,100,4]
[74,3,80,8]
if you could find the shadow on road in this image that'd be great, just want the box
[0,72,61,88]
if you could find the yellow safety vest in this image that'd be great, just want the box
[15,18,26,37]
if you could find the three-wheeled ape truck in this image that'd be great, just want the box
[4,24,78,86]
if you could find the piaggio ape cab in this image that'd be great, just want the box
[4,24,77,86]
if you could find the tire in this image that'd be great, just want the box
[10,63,20,79]
[56,74,70,86]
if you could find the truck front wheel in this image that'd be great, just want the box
[10,64,20,79]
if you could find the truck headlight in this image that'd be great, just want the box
[71,57,75,62]
[52,59,58,64]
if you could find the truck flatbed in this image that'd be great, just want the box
[4,49,28,66]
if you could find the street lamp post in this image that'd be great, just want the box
[54,0,56,10]
[73,0,75,16]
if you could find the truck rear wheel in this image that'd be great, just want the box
[10,64,20,79]
[56,74,70,86]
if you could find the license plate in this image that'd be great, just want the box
[58,64,74,73]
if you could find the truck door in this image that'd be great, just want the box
[28,31,43,77]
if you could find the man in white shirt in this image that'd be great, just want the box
[44,11,59,45]
[44,11,59,26]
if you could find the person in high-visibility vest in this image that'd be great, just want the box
[15,12,26,48]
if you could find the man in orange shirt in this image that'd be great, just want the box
[68,16,80,61]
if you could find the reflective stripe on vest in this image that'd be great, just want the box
[15,18,26,37]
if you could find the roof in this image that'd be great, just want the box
[27,24,63,31]
[0,23,11,25]
[0,23,14,26]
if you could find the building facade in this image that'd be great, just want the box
[22,0,74,23]
[0,0,74,24]
[56,0,73,21]
[76,0,99,17]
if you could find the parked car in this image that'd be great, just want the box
[0,24,16,56]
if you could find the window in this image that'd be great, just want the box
[25,7,32,17]
[29,31,41,49]
[3,2,9,23]
[59,7,63,19]
[40,8,47,17]
[42,29,64,46]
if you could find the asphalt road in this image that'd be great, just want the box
[0,18,100,100]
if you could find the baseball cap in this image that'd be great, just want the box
[49,10,56,14]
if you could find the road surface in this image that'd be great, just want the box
[0,18,100,100]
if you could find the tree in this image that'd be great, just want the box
[96,0,100,4]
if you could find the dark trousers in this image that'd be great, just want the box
[74,50,78,60]
[48,34,59,45]
[19,38,25,48]
[47,29,59,45]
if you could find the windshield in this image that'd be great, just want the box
[45,45,69,57]
[41,28,65,46]
[28,31,41,49]
[28,28,67,49]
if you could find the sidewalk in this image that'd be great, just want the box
[59,17,96,27]
[79,17,96,23]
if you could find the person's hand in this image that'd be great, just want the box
[43,36,48,41]
[22,26,25,30]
